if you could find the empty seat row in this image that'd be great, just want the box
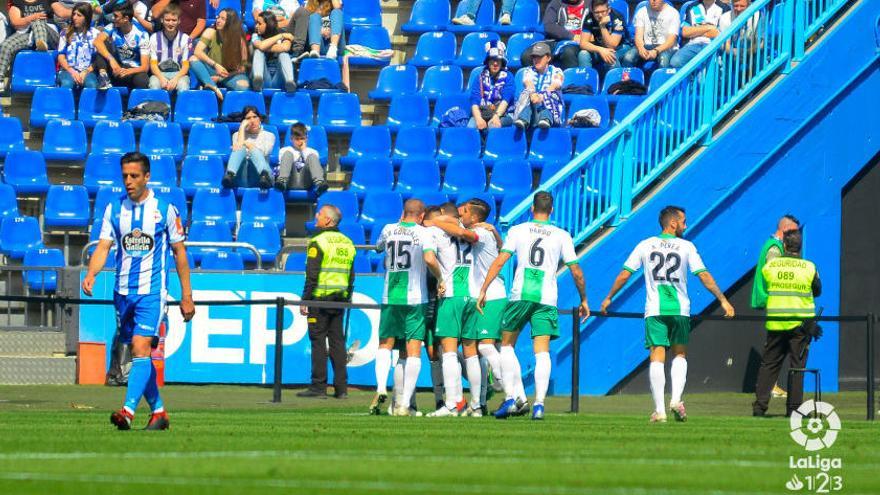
[403,0,542,35]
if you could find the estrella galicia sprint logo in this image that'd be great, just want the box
[122,228,155,257]
[789,400,841,451]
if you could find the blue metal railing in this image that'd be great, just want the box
[499,0,853,245]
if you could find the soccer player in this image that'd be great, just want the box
[600,205,735,423]
[477,191,590,420]
[82,152,195,431]
[371,199,444,416]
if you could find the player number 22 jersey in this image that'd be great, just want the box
[623,234,706,317]
[502,221,577,306]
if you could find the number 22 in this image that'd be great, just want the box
[650,251,681,282]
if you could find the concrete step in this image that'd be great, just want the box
[0,331,66,356]
[0,356,76,384]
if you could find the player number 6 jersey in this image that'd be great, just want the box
[502,221,577,306]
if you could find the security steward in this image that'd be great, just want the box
[753,229,821,417]
[297,204,356,399]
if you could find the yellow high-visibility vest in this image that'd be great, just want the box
[762,256,816,331]
[310,230,355,299]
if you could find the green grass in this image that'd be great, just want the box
[0,386,877,494]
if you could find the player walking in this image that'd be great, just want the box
[82,152,195,431]
[600,206,735,423]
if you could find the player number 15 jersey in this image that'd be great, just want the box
[502,221,578,306]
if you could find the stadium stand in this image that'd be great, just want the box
[238,221,281,263]
[29,87,75,128]
[419,64,464,102]
[349,158,395,199]
[0,115,24,157]
[0,216,43,259]
[482,126,528,168]
[359,191,404,232]
[22,247,64,292]
[91,121,136,156]
[192,188,237,230]
[146,155,179,188]
[346,26,393,67]
[188,122,233,160]
[0,184,20,219]
[316,93,361,134]
[391,126,437,165]
[187,220,233,263]
[488,157,533,201]
[528,128,574,169]
[180,155,225,197]
[268,92,314,126]
[83,153,124,194]
[240,188,286,232]
[44,185,90,228]
[199,250,245,271]
[449,0,495,32]
[442,157,487,199]
[10,51,54,94]
[4,150,49,194]
[410,31,457,68]
[437,127,482,165]
[140,122,185,160]
[42,119,88,161]
[174,90,220,130]
[153,186,189,225]
[455,32,501,68]
[506,32,545,70]
[77,88,123,128]
[494,0,542,34]
[396,157,442,197]
[386,94,431,131]
[430,93,470,127]
[401,0,451,34]
[369,65,419,101]
[340,126,392,169]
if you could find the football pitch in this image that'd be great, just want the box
[0,386,877,495]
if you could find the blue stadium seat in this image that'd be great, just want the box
[395,158,441,197]
[449,0,495,32]
[297,58,342,96]
[347,26,392,67]
[455,32,501,69]
[602,67,646,93]
[242,0,255,29]
[494,0,542,34]
[613,98,643,125]
[173,90,220,130]
[499,192,530,218]
[345,0,382,28]
[339,223,366,244]
[339,126,392,168]
[260,124,282,166]
[187,122,232,160]
[611,0,630,23]
[240,188,285,231]
[316,93,360,134]
[221,90,266,126]
[91,120,136,156]
[284,251,307,271]
[187,220,233,263]
[482,127,527,167]
[567,95,611,128]
[0,116,24,158]
[574,128,609,154]
[237,221,281,264]
[387,94,430,131]
[153,186,189,224]
[359,191,403,232]
[78,88,123,128]
[44,185,90,228]
[3,150,49,194]
[419,65,463,102]
[11,51,54,93]
[437,127,481,165]
[42,119,87,161]
[305,190,359,231]
[369,65,418,102]
[83,153,123,194]
[140,121,184,160]
[93,186,125,220]
[402,0,451,33]
[199,250,245,270]
[349,157,394,199]
[0,184,19,219]
[489,158,532,200]
[528,128,573,169]
[127,89,172,129]
[514,68,526,96]
[391,126,437,165]
[506,32,544,70]
[180,155,225,197]
[282,124,329,166]
[29,87,75,128]
[562,67,600,102]
[23,247,64,292]
[539,159,568,183]
[268,92,313,126]
[0,216,42,259]
[442,157,486,199]
[191,187,236,229]
[648,68,678,93]
[409,31,456,68]
[431,93,470,127]
[353,252,373,273]
[146,155,178,187]
[416,191,450,207]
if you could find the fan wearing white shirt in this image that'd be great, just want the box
[621,0,680,68]
[670,0,729,68]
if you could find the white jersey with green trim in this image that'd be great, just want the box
[623,234,707,318]
[428,224,475,299]
[471,227,506,300]
[502,220,578,306]
[376,222,437,305]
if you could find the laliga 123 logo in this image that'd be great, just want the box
[789,400,841,451]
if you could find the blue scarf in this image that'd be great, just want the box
[479,68,509,107]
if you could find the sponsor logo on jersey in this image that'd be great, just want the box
[122,228,155,256]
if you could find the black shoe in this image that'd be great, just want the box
[274,178,287,192]
[258,171,272,191]
[334,392,348,399]
[297,388,327,399]
[752,409,766,417]
[221,171,236,189]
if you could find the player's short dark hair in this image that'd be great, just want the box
[532,191,553,214]
[404,198,426,217]
[782,214,800,227]
[465,197,491,222]
[783,229,803,255]
[659,205,685,228]
[439,202,459,217]
[424,205,442,218]
[290,122,308,139]
[115,3,134,20]
[121,151,150,174]
[241,105,262,122]
[591,0,610,8]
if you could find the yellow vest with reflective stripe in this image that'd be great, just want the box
[762,256,816,331]
[311,230,355,299]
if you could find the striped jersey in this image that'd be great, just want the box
[376,222,436,305]
[623,234,706,317]
[471,227,506,300]
[99,189,186,296]
[502,220,578,306]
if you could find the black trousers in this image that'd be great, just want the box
[93,39,149,89]
[307,307,347,393]
[753,325,809,415]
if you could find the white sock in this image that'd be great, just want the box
[670,356,687,405]
[455,358,464,403]
[478,343,503,390]
[430,359,443,404]
[499,346,519,400]
[479,356,489,406]
[534,352,551,405]
[464,355,482,408]
[512,354,527,402]
[649,361,666,414]
[402,357,422,410]
[375,348,392,394]
[393,359,405,408]
[441,352,460,409]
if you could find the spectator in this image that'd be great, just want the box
[93,3,151,90]
[282,5,312,59]
[275,123,327,195]
[251,10,296,92]
[188,7,249,100]
[622,0,679,69]
[148,4,189,92]
[306,0,343,60]
[578,0,631,70]
[452,0,516,26]
[720,0,761,53]
[520,0,588,70]
[151,0,205,42]
[468,40,514,130]
[252,0,298,29]
[222,105,276,190]
[96,0,152,32]
[56,2,99,89]
[670,0,728,68]
[513,42,564,130]
[0,0,70,92]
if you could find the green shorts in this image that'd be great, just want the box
[645,315,691,348]
[465,298,507,341]
[379,304,426,342]
[434,297,477,340]
[500,300,559,340]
